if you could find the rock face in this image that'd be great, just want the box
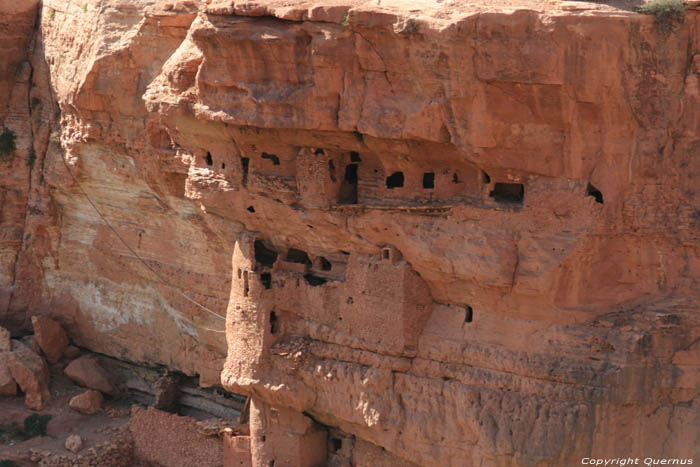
[31,315,69,363]
[1,0,700,465]
[0,0,41,330]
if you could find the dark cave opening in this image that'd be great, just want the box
[490,183,524,204]
[386,171,404,189]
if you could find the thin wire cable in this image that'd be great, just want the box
[58,149,227,329]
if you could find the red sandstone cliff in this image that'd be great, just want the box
[1,0,700,465]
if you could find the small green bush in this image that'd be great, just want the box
[31,97,40,110]
[23,414,52,438]
[0,128,16,160]
[637,0,687,32]
[0,460,18,467]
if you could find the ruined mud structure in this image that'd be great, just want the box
[1,0,700,465]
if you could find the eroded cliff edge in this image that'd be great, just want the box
[1,0,700,465]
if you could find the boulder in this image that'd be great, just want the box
[69,389,103,414]
[0,326,10,352]
[20,334,41,355]
[31,316,69,363]
[64,356,117,396]
[0,328,13,394]
[0,354,17,395]
[64,345,81,359]
[7,340,50,410]
[65,434,83,453]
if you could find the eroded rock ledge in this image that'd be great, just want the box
[1,0,699,465]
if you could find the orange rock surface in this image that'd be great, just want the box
[1,0,700,465]
[69,389,104,414]
[7,339,50,410]
[64,355,118,397]
[31,315,69,363]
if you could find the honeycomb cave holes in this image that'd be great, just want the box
[465,306,473,323]
[320,257,332,271]
[490,183,524,204]
[331,438,342,453]
[422,172,435,189]
[304,273,327,286]
[269,311,279,334]
[247,206,255,213]
[241,157,250,187]
[260,272,272,290]
[254,240,278,268]
[482,171,491,184]
[261,152,280,165]
[285,248,311,266]
[386,171,404,189]
[205,152,213,166]
[586,182,604,204]
[338,163,358,204]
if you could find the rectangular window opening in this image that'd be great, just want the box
[260,272,272,289]
[241,157,250,187]
[338,163,358,204]
[270,311,279,334]
[386,171,404,189]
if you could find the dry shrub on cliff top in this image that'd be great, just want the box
[637,0,687,32]
[0,128,16,161]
